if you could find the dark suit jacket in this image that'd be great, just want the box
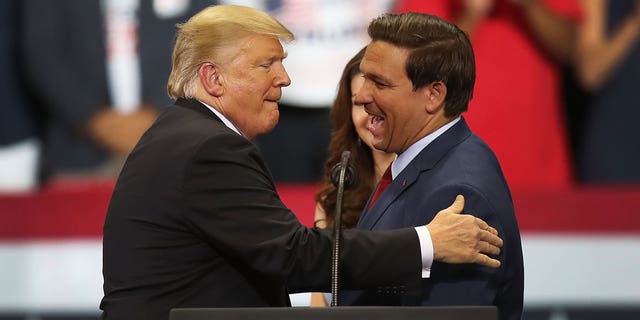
[100,99,423,320]
[340,118,524,320]
[19,0,212,175]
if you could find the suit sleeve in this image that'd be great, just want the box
[411,184,503,306]
[180,134,422,293]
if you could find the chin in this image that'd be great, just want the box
[371,143,383,152]
[270,110,280,125]
[372,139,390,152]
[264,119,279,134]
[266,123,277,133]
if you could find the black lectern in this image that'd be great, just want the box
[170,306,498,320]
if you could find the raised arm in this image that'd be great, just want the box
[514,0,578,63]
[576,0,640,91]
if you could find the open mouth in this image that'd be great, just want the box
[366,112,385,133]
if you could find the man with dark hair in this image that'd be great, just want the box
[340,12,524,320]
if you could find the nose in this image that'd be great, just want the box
[354,79,372,105]
[274,62,291,87]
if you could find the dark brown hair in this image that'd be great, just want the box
[368,12,476,117]
[315,47,376,229]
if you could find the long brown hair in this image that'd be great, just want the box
[315,47,377,229]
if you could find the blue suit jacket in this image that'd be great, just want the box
[341,118,524,320]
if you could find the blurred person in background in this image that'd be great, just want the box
[575,0,640,183]
[310,46,396,306]
[0,0,40,193]
[221,0,395,182]
[20,0,212,180]
[395,0,582,189]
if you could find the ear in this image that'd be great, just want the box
[198,62,224,97]
[423,81,447,114]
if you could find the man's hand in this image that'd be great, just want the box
[426,195,503,268]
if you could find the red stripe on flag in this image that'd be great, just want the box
[513,186,640,233]
[1,179,640,240]
[0,179,114,239]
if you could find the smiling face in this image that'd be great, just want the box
[216,35,291,140]
[350,73,375,150]
[355,40,435,154]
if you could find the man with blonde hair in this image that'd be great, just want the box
[100,5,503,319]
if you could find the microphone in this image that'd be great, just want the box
[330,159,357,189]
[329,150,356,306]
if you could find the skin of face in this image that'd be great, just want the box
[350,73,376,150]
[355,40,437,154]
[215,35,291,140]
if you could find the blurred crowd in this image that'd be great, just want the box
[1,0,639,193]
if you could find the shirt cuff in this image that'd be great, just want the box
[414,225,433,278]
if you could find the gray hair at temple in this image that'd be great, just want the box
[368,12,475,117]
[167,5,294,100]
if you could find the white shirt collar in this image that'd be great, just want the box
[197,100,243,137]
[391,117,461,179]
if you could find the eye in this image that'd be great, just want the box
[365,76,388,89]
[259,60,274,70]
[374,81,388,89]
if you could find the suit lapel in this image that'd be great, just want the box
[357,118,473,230]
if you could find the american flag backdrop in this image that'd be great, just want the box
[1,179,640,314]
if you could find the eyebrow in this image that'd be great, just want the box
[268,52,287,64]
[261,52,287,65]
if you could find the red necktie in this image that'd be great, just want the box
[368,165,392,211]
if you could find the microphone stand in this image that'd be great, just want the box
[330,150,351,306]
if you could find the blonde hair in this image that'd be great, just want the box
[167,5,294,99]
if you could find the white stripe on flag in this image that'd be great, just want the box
[1,234,640,312]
